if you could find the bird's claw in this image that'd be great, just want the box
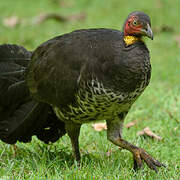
[133,148,166,173]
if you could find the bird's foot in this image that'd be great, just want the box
[133,148,166,173]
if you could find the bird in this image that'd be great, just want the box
[0,11,165,172]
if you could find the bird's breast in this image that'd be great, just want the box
[53,77,147,124]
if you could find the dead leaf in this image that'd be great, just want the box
[12,144,18,157]
[33,13,67,24]
[125,120,137,128]
[106,148,122,156]
[67,12,86,22]
[33,12,86,25]
[174,127,177,131]
[166,110,174,119]
[161,26,174,33]
[156,0,163,8]
[106,150,113,156]
[153,25,174,34]
[137,127,162,140]
[3,16,20,28]
[174,35,180,48]
[59,0,73,7]
[92,123,107,132]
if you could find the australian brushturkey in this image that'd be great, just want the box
[0,11,165,172]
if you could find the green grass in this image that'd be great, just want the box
[0,0,180,179]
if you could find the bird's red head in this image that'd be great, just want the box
[123,11,153,40]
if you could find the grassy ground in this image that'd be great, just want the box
[0,0,180,179]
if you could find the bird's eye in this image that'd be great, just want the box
[133,20,137,26]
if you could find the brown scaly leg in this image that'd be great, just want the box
[106,113,165,173]
[65,122,81,163]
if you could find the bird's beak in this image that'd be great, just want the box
[141,23,153,40]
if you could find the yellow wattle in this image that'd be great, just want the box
[124,36,141,46]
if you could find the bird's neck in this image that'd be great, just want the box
[123,35,142,46]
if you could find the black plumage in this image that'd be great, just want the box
[0,12,165,172]
[0,44,66,144]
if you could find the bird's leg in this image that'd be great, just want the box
[65,122,81,162]
[106,113,165,173]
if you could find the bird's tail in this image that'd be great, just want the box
[0,44,66,144]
